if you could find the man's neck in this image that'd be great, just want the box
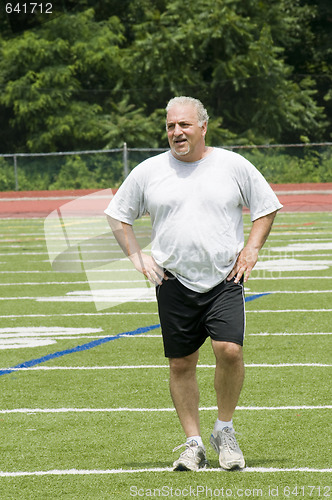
[171,146,214,162]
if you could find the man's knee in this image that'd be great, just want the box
[169,351,198,376]
[212,340,243,364]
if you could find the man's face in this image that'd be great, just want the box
[166,103,207,162]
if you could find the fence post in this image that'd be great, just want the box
[123,142,129,178]
[13,155,19,191]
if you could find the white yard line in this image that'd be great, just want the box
[1,363,330,372]
[131,332,332,337]
[246,309,332,313]
[0,291,331,302]
[249,276,332,280]
[124,332,332,337]
[0,291,332,300]
[1,332,325,340]
[0,280,146,286]
[0,466,330,477]
[0,309,331,319]
[0,312,158,318]
[1,284,332,295]
[250,332,332,336]
[0,270,331,282]
[2,246,332,255]
[0,405,331,414]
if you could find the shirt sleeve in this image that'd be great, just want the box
[238,157,283,221]
[104,169,146,225]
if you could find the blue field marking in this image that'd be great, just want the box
[245,292,271,302]
[0,293,271,377]
[0,324,161,377]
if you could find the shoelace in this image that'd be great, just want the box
[220,428,240,453]
[173,441,197,454]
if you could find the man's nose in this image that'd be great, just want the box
[174,123,183,135]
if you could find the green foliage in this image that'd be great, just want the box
[0,0,331,189]
[0,157,16,191]
[0,9,125,152]
[49,153,125,190]
[4,146,332,192]
[285,0,332,139]
[126,0,327,143]
[48,155,97,190]
[241,147,332,183]
[100,98,164,148]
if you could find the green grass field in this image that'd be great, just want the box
[0,211,331,499]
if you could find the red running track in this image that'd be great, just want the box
[0,184,331,218]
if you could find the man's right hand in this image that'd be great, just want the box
[130,252,168,286]
[106,216,167,286]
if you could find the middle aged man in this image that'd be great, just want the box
[105,96,283,471]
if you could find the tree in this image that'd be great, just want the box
[0,8,125,152]
[100,97,165,148]
[0,0,330,155]
[286,0,332,139]
[125,0,326,144]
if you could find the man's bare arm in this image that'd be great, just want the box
[227,211,277,283]
[106,215,167,285]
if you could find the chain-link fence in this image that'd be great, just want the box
[0,142,331,191]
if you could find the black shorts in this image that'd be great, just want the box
[156,271,245,358]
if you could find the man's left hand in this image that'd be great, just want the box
[227,246,259,283]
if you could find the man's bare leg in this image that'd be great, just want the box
[169,350,200,438]
[170,350,209,471]
[211,340,244,420]
[210,340,245,469]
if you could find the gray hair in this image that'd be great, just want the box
[166,96,209,127]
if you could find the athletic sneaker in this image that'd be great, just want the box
[173,439,208,471]
[210,427,245,470]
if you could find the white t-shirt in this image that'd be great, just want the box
[105,148,282,292]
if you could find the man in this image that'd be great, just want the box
[105,96,282,471]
